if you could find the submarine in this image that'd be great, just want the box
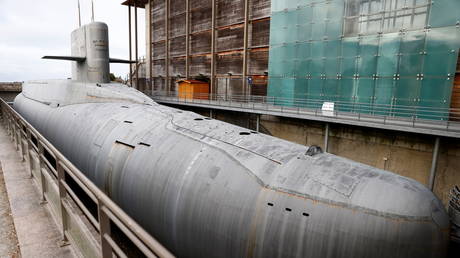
[13,21,450,258]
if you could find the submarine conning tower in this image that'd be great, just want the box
[71,22,110,83]
[42,21,133,84]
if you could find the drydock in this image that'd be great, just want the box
[1,0,460,257]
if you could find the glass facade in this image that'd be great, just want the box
[268,0,460,120]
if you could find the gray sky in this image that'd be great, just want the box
[0,0,145,82]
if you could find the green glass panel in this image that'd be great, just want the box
[325,40,341,58]
[429,0,460,28]
[297,60,311,75]
[357,56,377,77]
[286,25,298,44]
[400,30,426,55]
[376,54,399,77]
[271,11,288,29]
[307,78,324,108]
[379,33,401,56]
[297,24,312,42]
[297,43,311,59]
[355,79,375,114]
[327,0,345,22]
[276,78,296,105]
[423,50,458,77]
[342,37,359,58]
[337,79,356,112]
[326,21,343,40]
[268,77,282,97]
[374,78,395,116]
[311,22,327,41]
[399,54,423,77]
[325,58,340,77]
[359,35,379,56]
[341,57,357,77]
[418,78,452,120]
[394,78,420,117]
[271,0,286,13]
[294,78,309,100]
[425,26,460,54]
[283,43,297,60]
[323,79,339,101]
[298,5,313,23]
[311,41,325,58]
[312,3,328,22]
[310,59,324,76]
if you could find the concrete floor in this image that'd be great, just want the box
[0,124,76,258]
[0,165,20,257]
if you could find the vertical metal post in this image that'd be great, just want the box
[256,114,260,132]
[242,0,250,96]
[98,204,112,258]
[128,5,133,87]
[185,0,190,79]
[135,2,139,90]
[37,143,47,204]
[324,123,330,152]
[428,137,440,191]
[26,130,33,178]
[57,161,68,243]
[165,0,170,94]
[149,0,153,94]
[210,0,216,98]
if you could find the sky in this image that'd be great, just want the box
[0,0,145,82]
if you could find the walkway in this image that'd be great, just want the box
[0,123,75,258]
[152,95,460,138]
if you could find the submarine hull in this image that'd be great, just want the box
[13,88,449,258]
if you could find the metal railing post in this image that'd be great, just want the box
[98,203,112,258]
[57,161,69,243]
[26,130,34,178]
[37,143,47,204]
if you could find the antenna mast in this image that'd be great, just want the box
[91,0,95,22]
[77,0,82,27]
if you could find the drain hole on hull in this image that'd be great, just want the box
[250,131,258,134]
[121,106,129,108]
[124,121,133,124]
[302,213,310,217]
[205,118,212,120]
[267,203,274,206]
[138,142,151,147]
[285,208,292,212]
[239,132,251,135]
[194,118,204,121]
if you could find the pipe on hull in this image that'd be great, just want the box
[14,93,449,258]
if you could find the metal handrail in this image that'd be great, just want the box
[149,91,460,132]
[0,99,174,258]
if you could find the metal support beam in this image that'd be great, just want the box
[128,5,132,87]
[185,0,190,79]
[256,114,260,132]
[135,3,139,90]
[149,0,153,94]
[324,123,330,152]
[428,136,440,191]
[210,0,216,98]
[242,0,250,96]
[165,0,170,93]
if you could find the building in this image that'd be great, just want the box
[122,0,460,209]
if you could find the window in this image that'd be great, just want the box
[344,0,430,36]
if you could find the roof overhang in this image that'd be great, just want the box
[121,0,148,8]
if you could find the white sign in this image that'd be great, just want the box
[322,102,335,117]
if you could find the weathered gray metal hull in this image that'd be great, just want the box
[14,90,449,258]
